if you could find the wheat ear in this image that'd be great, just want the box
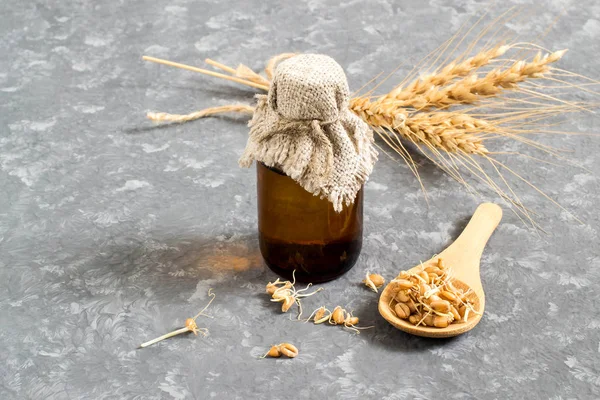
[389,49,567,110]
[386,44,510,102]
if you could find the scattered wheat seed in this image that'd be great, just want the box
[266,270,324,317]
[331,306,346,325]
[262,343,298,358]
[139,289,215,348]
[279,343,299,358]
[363,272,385,293]
[325,306,374,334]
[266,279,292,295]
[271,288,292,301]
[281,296,295,312]
[308,306,332,324]
[265,346,281,358]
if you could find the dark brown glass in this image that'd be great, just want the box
[257,162,363,283]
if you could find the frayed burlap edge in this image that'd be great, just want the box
[240,95,377,212]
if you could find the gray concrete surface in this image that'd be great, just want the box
[1,0,599,399]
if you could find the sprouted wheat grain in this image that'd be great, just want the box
[139,289,216,348]
[306,305,374,334]
[362,272,385,293]
[261,343,299,358]
[306,306,332,324]
[266,270,323,319]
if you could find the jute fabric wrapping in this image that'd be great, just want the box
[239,54,377,212]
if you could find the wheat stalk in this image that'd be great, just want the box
[147,104,254,123]
[140,20,596,228]
[204,58,271,87]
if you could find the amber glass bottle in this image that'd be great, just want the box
[257,162,363,283]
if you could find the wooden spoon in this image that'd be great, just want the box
[378,203,502,338]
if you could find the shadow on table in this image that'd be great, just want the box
[122,113,249,135]
[79,231,271,303]
[348,295,466,352]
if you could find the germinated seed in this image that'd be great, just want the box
[394,303,410,319]
[331,306,346,325]
[450,305,461,321]
[430,300,451,313]
[396,279,413,290]
[395,290,410,303]
[434,315,450,328]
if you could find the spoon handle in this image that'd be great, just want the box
[448,203,503,263]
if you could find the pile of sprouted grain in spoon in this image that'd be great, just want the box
[389,258,480,328]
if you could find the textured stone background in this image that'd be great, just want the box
[1,0,599,399]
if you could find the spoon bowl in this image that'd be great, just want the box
[378,203,502,338]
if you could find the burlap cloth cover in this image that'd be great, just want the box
[239,54,378,212]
